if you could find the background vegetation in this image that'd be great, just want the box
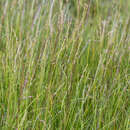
[0,0,130,129]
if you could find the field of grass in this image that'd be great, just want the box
[0,0,130,129]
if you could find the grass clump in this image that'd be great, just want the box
[0,0,130,129]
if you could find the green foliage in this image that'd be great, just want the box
[0,0,129,129]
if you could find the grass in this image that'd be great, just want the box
[0,0,130,129]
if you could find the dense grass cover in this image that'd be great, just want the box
[0,0,130,129]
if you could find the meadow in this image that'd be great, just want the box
[0,0,130,129]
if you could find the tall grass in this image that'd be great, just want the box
[0,0,130,129]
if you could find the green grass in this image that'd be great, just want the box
[0,0,130,129]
